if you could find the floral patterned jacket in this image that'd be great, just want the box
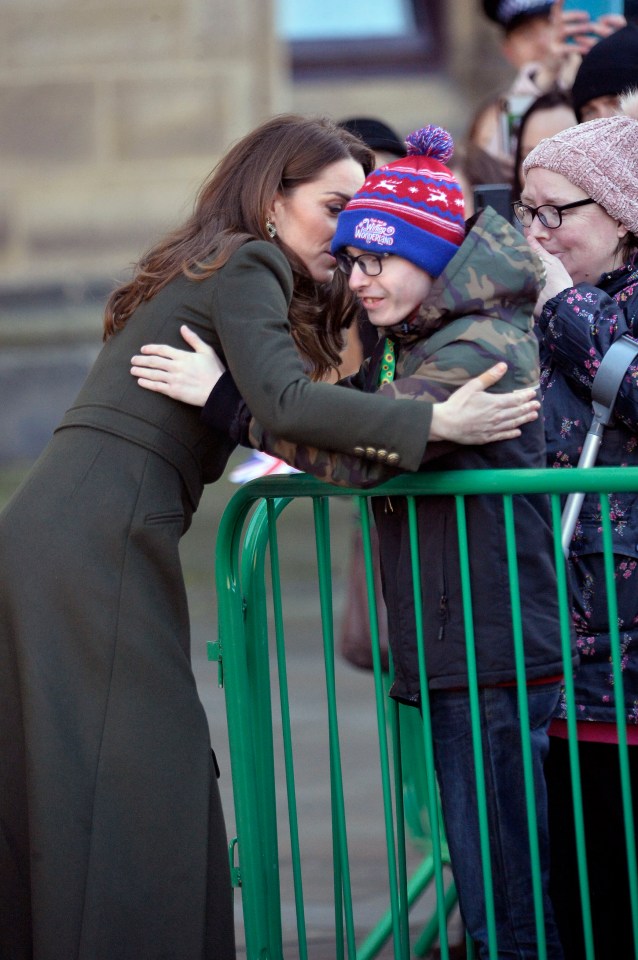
[538,259,638,724]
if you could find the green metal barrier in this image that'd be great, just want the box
[213,467,638,959]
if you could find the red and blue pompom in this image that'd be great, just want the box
[405,126,454,163]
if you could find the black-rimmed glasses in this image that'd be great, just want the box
[335,251,389,277]
[512,198,596,229]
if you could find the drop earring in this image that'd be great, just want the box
[266,217,277,239]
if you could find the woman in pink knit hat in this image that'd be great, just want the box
[516,90,638,959]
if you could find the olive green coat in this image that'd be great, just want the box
[0,241,434,959]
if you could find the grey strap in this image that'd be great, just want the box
[561,334,638,556]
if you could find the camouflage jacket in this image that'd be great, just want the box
[242,208,568,697]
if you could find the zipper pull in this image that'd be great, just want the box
[438,595,448,641]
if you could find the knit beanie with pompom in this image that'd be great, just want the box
[523,90,638,234]
[331,126,466,279]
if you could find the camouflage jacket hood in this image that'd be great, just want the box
[386,206,543,347]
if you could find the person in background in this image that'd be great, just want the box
[517,90,638,959]
[450,142,514,217]
[131,125,569,960]
[471,0,625,171]
[338,116,406,170]
[512,89,576,194]
[571,21,638,120]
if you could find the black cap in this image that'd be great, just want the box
[572,24,638,120]
[338,117,405,159]
[482,0,554,28]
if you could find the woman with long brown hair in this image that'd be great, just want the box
[0,113,539,960]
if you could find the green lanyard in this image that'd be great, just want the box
[378,337,396,386]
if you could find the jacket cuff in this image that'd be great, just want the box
[201,371,252,446]
[201,371,243,433]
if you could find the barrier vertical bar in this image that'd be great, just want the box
[240,500,286,956]
[358,498,406,959]
[216,493,277,958]
[266,499,309,959]
[312,496,357,957]
[600,495,638,959]
[503,494,547,959]
[454,494,498,959]
[407,496,453,960]
[550,494,595,959]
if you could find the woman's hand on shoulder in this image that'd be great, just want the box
[130,324,226,406]
[430,362,540,444]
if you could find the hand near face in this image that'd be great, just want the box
[536,2,626,90]
[130,325,226,406]
[527,234,574,316]
[551,1,625,56]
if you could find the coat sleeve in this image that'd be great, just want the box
[247,317,530,487]
[538,281,638,431]
[211,242,432,472]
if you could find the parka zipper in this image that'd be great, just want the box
[438,515,449,640]
[438,595,448,641]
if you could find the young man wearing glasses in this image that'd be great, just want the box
[233,126,569,959]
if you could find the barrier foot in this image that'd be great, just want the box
[413,880,457,957]
[355,856,456,960]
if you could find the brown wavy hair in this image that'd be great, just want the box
[103,114,374,378]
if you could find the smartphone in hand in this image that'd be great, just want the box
[562,0,623,16]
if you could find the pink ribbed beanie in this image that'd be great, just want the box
[523,90,638,234]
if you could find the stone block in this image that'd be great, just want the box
[112,72,231,161]
[0,192,10,255]
[0,82,95,164]
[190,0,274,57]
[1,0,186,67]
[20,174,196,261]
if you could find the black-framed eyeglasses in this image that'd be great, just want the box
[512,198,596,229]
[334,251,389,277]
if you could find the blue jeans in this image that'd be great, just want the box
[430,684,564,960]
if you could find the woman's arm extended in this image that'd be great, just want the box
[131,326,540,451]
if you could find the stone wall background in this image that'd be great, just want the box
[0,0,286,289]
[0,0,510,291]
